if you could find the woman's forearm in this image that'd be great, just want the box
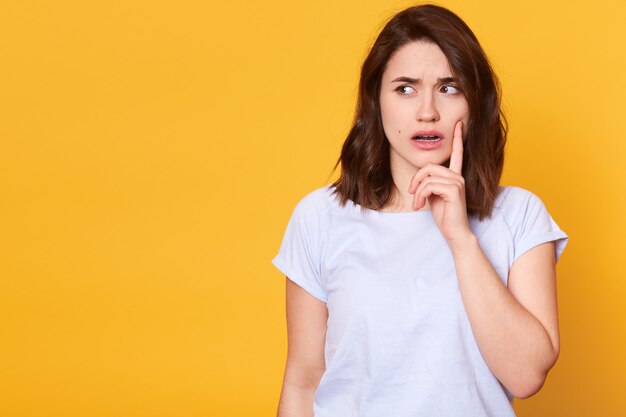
[276,382,315,417]
[449,234,558,398]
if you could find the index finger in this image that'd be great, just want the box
[449,120,464,174]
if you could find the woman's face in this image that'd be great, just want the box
[379,40,470,175]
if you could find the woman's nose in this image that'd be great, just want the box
[416,93,439,122]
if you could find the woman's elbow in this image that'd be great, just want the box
[510,375,547,399]
[510,349,559,399]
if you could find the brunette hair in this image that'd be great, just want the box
[331,4,507,220]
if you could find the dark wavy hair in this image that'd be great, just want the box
[331,4,507,220]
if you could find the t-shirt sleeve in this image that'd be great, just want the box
[505,187,569,264]
[271,192,328,303]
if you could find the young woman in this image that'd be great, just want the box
[272,4,568,416]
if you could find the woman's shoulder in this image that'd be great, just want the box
[494,185,545,210]
[492,185,551,226]
[490,185,568,263]
[290,184,340,218]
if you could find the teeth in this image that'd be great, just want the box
[413,135,440,141]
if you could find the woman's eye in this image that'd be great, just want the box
[395,85,415,95]
[441,85,461,94]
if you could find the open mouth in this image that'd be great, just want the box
[412,134,441,142]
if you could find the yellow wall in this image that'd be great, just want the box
[1,0,624,415]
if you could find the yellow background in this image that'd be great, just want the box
[1,0,624,416]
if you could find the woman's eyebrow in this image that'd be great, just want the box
[390,76,457,83]
[391,76,421,83]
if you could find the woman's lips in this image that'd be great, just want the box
[410,130,445,150]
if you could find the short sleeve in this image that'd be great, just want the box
[504,187,569,264]
[272,191,328,303]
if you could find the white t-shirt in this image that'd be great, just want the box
[272,184,568,417]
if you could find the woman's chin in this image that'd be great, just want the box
[412,156,452,169]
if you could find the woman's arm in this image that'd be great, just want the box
[277,277,328,417]
[409,123,560,398]
[449,236,560,398]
